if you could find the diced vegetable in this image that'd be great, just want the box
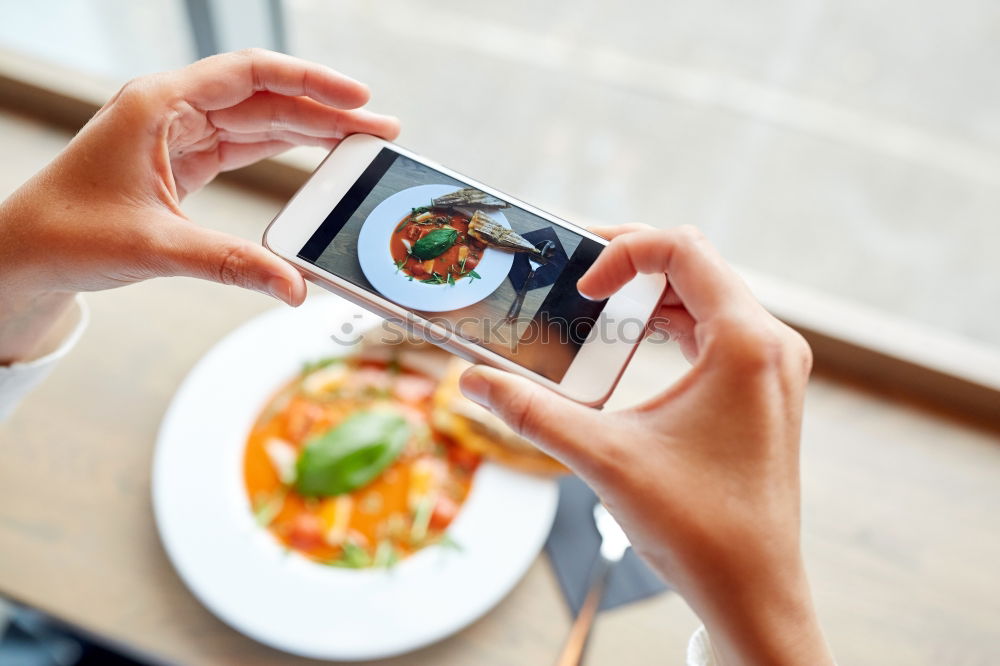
[319,495,354,546]
[392,374,436,404]
[295,410,410,497]
[302,362,349,396]
[264,437,298,484]
[252,489,286,527]
[327,540,371,568]
[407,457,446,511]
[284,398,326,442]
[288,513,325,550]
[429,495,459,531]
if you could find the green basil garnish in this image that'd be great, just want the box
[295,410,410,497]
[410,228,458,260]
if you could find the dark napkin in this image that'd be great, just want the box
[545,476,669,615]
[507,227,569,292]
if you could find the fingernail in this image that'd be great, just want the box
[577,282,599,301]
[459,369,490,408]
[266,276,292,305]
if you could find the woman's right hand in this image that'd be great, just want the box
[459,225,834,665]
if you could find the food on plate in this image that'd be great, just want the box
[432,358,566,476]
[244,351,480,568]
[359,329,562,475]
[295,410,411,496]
[390,207,487,284]
[468,211,543,257]
[387,188,545,285]
[432,187,509,210]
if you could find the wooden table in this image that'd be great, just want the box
[2,108,999,665]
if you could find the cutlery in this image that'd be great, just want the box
[555,503,631,666]
[506,240,555,325]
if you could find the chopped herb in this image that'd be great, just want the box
[373,539,400,568]
[325,541,372,568]
[301,357,343,376]
[438,533,463,552]
[393,258,406,274]
[468,270,481,280]
[447,272,456,286]
[252,489,286,527]
[459,256,468,273]
[410,496,434,544]
[394,217,410,233]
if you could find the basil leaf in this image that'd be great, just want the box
[295,410,410,497]
[410,228,458,260]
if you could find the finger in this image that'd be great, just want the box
[215,138,334,171]
[207,92,400,140]
[173,136,341,196]
[171,139,322,197]
[662,283,683,307]
[649,305,699,361]
[180,128,339,154]
[174,49,370,111]
[586,223,652,240]
[154,220,307,306]
[576,226,756,323]
[459,366,609,475]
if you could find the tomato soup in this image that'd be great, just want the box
[389,209,487,283]
[244,358,480,567]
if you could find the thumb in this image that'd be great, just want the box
[459,365,607,473]
[158,223,307,305]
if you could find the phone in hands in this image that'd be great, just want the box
[264,134,665,406]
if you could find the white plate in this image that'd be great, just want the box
[152,296,557,660]
[357,184,514,312]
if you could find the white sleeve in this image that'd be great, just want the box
[687,625,718,666]
[0,296,88,421]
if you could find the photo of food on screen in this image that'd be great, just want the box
[298,150,607,382]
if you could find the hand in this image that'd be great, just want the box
[459,225,834,665]
[0,49,398,363]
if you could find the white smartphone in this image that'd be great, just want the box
[264,134,665,406]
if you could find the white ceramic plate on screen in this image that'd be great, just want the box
[152,295,557,660]
[357,184,514,312]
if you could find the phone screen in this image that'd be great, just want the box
[297,148,607,382]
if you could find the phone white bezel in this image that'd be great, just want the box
[264,135,666,406]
